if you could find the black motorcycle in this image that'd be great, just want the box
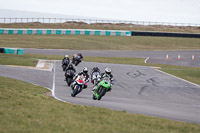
[62,60,69,71]
[72,56,82,66]
[65,69,75,86]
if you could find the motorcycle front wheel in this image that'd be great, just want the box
[98,87,106,100]
[71,85,79,97]
[74,61,79,66]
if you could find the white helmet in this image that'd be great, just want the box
[65,55,69,58]
[83,67,88,73]
[105,68,111,74]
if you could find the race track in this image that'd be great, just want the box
[1,60,200,124]
[25,48,200,67]
[54,61,200,124]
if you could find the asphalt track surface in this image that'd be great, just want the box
[25,48,200,67]
[1,61,200,124]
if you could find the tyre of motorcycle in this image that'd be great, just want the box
[72,58,75,64]
[93,94,97,100]
[71,85,78,97]
[71,85,81,97]
[74,60,79,66]
[97,87,106,100]
[62,65,67,71]
[67,78,73,86]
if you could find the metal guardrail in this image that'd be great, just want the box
[0,18,200,27]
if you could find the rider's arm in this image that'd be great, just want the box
[84,74,89,83]
[73,74,78,80]
[110,74,114,85]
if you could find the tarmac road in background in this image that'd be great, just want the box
[24,48,200,67]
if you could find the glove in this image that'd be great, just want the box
[107,87,112,92]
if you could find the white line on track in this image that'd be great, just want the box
[145,57,150,63]
[52,61,56,97]
[52,61,67,103]
[155,69,200,88]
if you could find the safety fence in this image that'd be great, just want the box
[1,18,200,27]
[1,28,199,38]
[0,48,24,55]
[0,28,132,36]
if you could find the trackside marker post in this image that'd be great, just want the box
[166,54,168,60]
[192,54,195,60]
[178,54,181,60]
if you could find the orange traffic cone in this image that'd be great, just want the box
[192,54,195,60]
[178,54,181,60]
[166,54,169,60]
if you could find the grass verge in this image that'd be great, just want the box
[0,53,37,66]
[1,76,200,133]
[0,35,200,50]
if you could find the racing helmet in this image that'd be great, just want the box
[65,55,69,58]
[68,63,73,68]
[93,66,99,71]
[83,67,88,73]
[105,68,111,75]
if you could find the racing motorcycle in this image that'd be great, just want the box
[65,69,75,86]
[71,75,86,97]
[93,77,111,100]
[91,71,101,85]
[72,55,82,66]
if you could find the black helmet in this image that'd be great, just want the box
[93,66,99,71]
[83,67,88,73]
[105,68,111,75]
[68,63,73,68]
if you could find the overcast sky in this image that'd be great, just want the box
[0,0,200,23]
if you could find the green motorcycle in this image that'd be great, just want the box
[93,77,111,100]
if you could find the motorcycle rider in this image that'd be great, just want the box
[65,63,76,81]
[90,66,101,75]
[90,66,101,84]
[62,55,70,71]
[72,53,83,63]
[93,67,114,92]
[71,67,89,89]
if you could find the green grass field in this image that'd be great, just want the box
[1,76,200,133]
[0,35,200,50]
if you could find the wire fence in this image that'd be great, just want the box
[0,17,200,27]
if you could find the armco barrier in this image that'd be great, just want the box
[0,48,4,53]
[0,29,132,36]
[4,48,16,54]
[17,49,24,55]
[131,31,200,38]
[1,48,24,55]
